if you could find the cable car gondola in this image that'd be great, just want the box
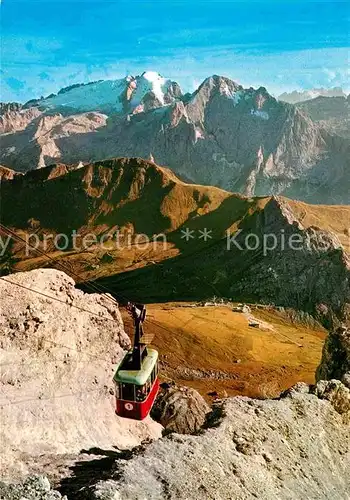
[113,303,159,420]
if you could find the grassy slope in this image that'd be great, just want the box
[285,199,350,252]
[1,158,249,279]
[1,158,349,297]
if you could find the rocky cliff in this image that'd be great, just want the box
[0,269,349,499]
[1,74,348,204]
[96,189,350,327]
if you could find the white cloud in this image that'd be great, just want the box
[2,45,349,102]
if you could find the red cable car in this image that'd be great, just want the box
[113,303,159,420]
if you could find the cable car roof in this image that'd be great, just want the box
[113,348,158,386]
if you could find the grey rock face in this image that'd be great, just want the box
[1,74,348,204]
[92,391,350,500]
[296,95,350,138]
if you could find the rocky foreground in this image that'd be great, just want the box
[0,269,161,480]
[2,379,348,500]
[0,269,349,499]
[93,382,349,500]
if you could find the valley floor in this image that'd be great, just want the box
[122,303,326,401]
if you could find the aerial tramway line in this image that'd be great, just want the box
[0,223,160,421]
[113,303,159,420]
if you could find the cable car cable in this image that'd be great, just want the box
[0,280,179,367]
[0,224,180,337]
[0,224,121,303]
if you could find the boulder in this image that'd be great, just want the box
[151,382,211,434]
[311,379,350,422]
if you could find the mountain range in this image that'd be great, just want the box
[1,72,349,204]
[278,87,347,104]
[1,73,350,498]
[1,158,349,327]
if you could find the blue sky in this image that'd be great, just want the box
[1,0,349,102]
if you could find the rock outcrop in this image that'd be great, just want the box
[316,326,350,386]
[0,165,18,180]
[0,475,66,500]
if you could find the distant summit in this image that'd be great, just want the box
[278,87,346,104]
[1,73,349,204]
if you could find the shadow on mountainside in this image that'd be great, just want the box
[58,445,144,499]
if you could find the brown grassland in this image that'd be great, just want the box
[122,303,326,401]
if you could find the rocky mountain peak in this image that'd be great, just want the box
[197,74,241,93]
[1,73,348,203]
[187,75,243,112]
